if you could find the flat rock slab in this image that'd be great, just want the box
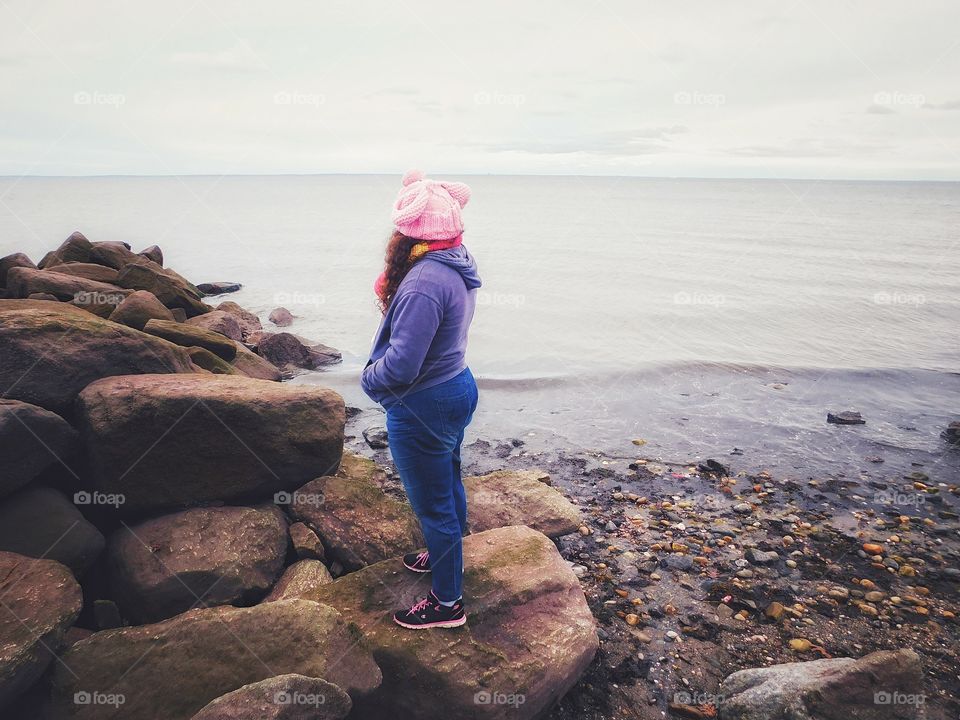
[465,469,581,538]
[0,399,78,499]
[0,486,105,576]
[718,648,923,720]
[230,342,282,381]
[108,505,288,624]
[48,600,381,720]
[0,308,196,417]
[191,674,352,720]
[0,551,82,708]
[264,559,333,602]
[144,318,238,360]
[288,453,423,571]
[77,374,344,517]
[6,266,130,305]
[302,525,599,720]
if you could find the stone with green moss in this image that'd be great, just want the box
[464,469,581,538]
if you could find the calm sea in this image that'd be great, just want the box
[2,175,959,480]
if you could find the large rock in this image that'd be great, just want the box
[107,289,175,330]
[77,374,345,516]
[0,399,78,498]
[288,453,423,571]
[115,261,208,317]
[299,525,598,720]
[108,505,288,624]
[48,600,382,720]
[144,318,238,360]
[197,281,242,295]
[5,266,130,306]
[718,649,923,720]
[138,245,163,265]
[0,308,196,417]
[264,560,333,602]
[87,241,143,270]
[231,342,282,381]
[36,231,92,268]
[465,470,581,538]
[188,346,243,375]
[268,307,294,327]
[258,332,341,373]
[216,301,262,340]
[47,262,119,284]
[0,253,36,288]
[190,674,352,720]
[0,486,104,576]
[186,310,243,341]
[0,551,82,709]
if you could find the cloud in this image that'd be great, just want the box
[922,99,960,110]
[170,40,266,72]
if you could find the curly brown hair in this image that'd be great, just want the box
[376,230,422,313]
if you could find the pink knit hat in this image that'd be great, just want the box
[391,169,471,241]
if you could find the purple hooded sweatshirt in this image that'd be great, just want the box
[361,244,481,408]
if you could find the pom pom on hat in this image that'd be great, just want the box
[402,169,425,186]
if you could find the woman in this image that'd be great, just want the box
[361,170,481,629]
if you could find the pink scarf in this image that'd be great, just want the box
[374,235,462,304]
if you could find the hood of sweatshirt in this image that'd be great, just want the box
[422,244,482,290]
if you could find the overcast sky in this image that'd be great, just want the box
[1,1,958,179]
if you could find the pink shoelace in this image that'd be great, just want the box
[416,552,428,566]
[408,596,431,614]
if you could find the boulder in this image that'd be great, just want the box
[216,301,262,340]
[107,505,288,624]
[231,342,282,381]
[5,266,129,306]
[190,674,352,720]
[197,282,242,295]
[88,241,143,270]
[138,245,163,266]
[77,374,345,516]
[289,521,325,560]
[0,486,105,576]
[0,551,82,709]
[48,600,382,720]
[36,231,92,268]
[258,332,341,373]
[47,262,119,284]
[288,453,423,571]
[186,310,243,341]
[264,559,333,602]
[0,399,79,499]
[362,425,388,449]
[0,253,36,288]
[115,261,208,317]
[465,470,581,538]
[188,346,243,375]
[143,318,238,360]
[299,525,598,720]
[718,649,923,720]
[268,307,294,327]
[107,289,176,330]
[0,308,196,417]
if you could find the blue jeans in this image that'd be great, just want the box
[385,367,478,602]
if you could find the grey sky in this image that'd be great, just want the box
[1,0,958,179]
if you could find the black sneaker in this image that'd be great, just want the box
[402,551,431,574]
[393,591,466,629]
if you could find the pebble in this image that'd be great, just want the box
[733,503,752,515]
[765,602,785,620]
[666,630,678,641]
[625,613,640,626]
[864,591,885,603]
[789,638,812,651]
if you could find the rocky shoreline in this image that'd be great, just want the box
[1,232,956,719]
